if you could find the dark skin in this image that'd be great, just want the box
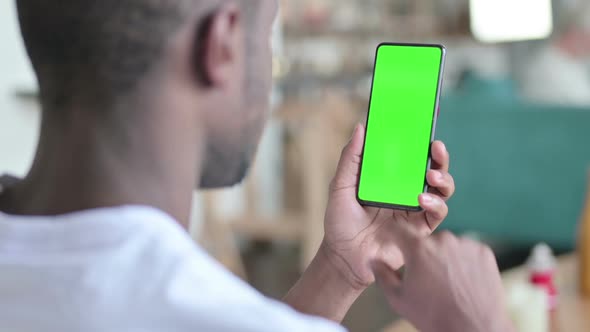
[0,0,455,325]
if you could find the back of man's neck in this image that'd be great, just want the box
[0,114,201,229]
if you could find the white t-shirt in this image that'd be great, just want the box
[0,205,345,332]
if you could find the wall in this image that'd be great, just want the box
[0,1,40,177]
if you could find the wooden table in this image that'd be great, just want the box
[384,255,590,332]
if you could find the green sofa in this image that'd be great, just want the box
[437,80,590,250]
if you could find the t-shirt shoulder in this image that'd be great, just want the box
[0,205,346,332]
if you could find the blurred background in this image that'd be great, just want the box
[2,0,590,331]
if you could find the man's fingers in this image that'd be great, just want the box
[372,261,405,311]
[426,170,455,199]
[382,216,423,258]
[330,124,365,192]
[419,193,449,231]
[430,141,449,172]
[372,260,403,291]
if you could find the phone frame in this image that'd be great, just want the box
[357,42,447,211]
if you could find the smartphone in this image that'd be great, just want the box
[357,43,446,211]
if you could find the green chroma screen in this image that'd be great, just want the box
[358,44,443,209]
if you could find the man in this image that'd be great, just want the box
[521,3,590,106]
[0,0,513,331]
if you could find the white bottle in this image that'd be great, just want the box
[506,283,548,332]
[527,243,558,310]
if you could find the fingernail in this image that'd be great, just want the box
[434,171,443,182]
[350,125,359,138]
[421,194,433,204]
[351,123,362,139]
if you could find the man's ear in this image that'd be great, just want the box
[193,3,242,87]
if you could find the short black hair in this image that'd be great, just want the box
[16,0,215,111]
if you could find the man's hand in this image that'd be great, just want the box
[321,123,455,290]
[373,226,514,332]
[284,124,455,322]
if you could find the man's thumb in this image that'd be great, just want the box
[330,124,365,192]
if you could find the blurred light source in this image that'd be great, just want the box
[470,0,553,43]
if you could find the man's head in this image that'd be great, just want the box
[16,0,278,188]
[553,1,590,57]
